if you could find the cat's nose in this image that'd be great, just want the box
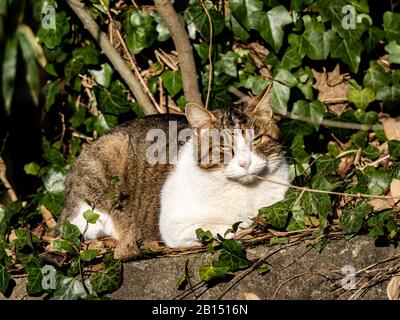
[239,160,251,169]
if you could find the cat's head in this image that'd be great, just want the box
[185,87,285,184]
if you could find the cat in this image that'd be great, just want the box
[57,88,289,260]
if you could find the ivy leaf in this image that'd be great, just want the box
[184,3,225,39]
[330,37,363,73]
[219,240,251,271]
[89,63,114,88]
[215,51,239,77]
[199,260,230,281]
[287,205,306,231]
[229,15,250,41]
[315,155,340,176]
[83,210,100,224]
[383,11,400,43]
[18,25,41,106]
[258,201,290,229]
[300,16,334,60]
[1,31,17,114]
[291,134,311,173]
[363,61,388,90]
[80,249,100,262]
[228,0,263,30]
[365,167,391,195]
[388,140,400,158]
[340,200,372,234]
[0,262,11,295]
[13,230,40,250]
[95,81,135,115]
[292,100,326,130]
[0,203,22,241]
[24,162,40,176]
[271,82,290,115]
[376,85,400,105]
[41,79,60,112]
[124,9,157,54]
[281,34,303,70]
[275,68,298,87]
[302,192,332,229]
[53,239,77,254]
[92,114,118,136]
[367,211,394,237]
[90,255,122,295]
[60,221,81,247]
[385,41,400,64]
[154,13,170,42]
[364,27,385,53]
[43,168,65,193]
[348,86,375,110]
[37,11,70,49]
[196,228,214,244]
[161,70,183,97]
[251,6,292,52]
[53,274,88,300]
[26,256,44,295]
[41,192,64,218]
[65,45,100,79]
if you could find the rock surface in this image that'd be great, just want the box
[110,235,399,300]
[2,235,399,300]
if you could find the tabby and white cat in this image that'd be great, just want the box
[57,90,289,260]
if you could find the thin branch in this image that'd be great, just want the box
[154,0,203,107]
[227,85,383,131]
[99,0,162,113]
[256,176,400,200]
[0,156,18,202]
[200,0,213,109]
[65,0,157,115]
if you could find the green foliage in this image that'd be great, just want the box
[1,0,400,298]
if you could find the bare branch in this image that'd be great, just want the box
[65,0,158,115]
[154,0,203,107]
[0,157,18,202]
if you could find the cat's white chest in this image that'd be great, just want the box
[159,142,289,247]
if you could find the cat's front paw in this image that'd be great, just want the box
[238,219,254,230]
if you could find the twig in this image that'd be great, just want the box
[217,242,301,299]
[154,0,203,107]
[273,272,334,298]
[256,176,399,200]
[98,0,162,113]
[0,156,18,202]
[227,86,383,131]
[360,154,390,171]
[199,0,213,109]
[65,0,157,115]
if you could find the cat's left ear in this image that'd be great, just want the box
[246,84,273,119]
[185,103,216,128]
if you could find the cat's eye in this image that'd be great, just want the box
[253,135,264,145]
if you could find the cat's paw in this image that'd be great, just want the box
[238,219,254,230]
[113,239,140,261]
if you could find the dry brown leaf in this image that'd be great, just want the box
[338,157,354,177]
[380,116,400,141]
[244,292,262,300]
[387,276,400,300]
[39,205,57,229]
[141,240,161,251]
[390,179,400,200]
[312,64,348,109]
[369,199,393,211]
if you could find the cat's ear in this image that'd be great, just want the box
[246,84,273,119]
[185,104,216,128]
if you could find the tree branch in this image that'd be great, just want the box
[0,157,18,202]
[154,0,203,107]
[65,0,158,115]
